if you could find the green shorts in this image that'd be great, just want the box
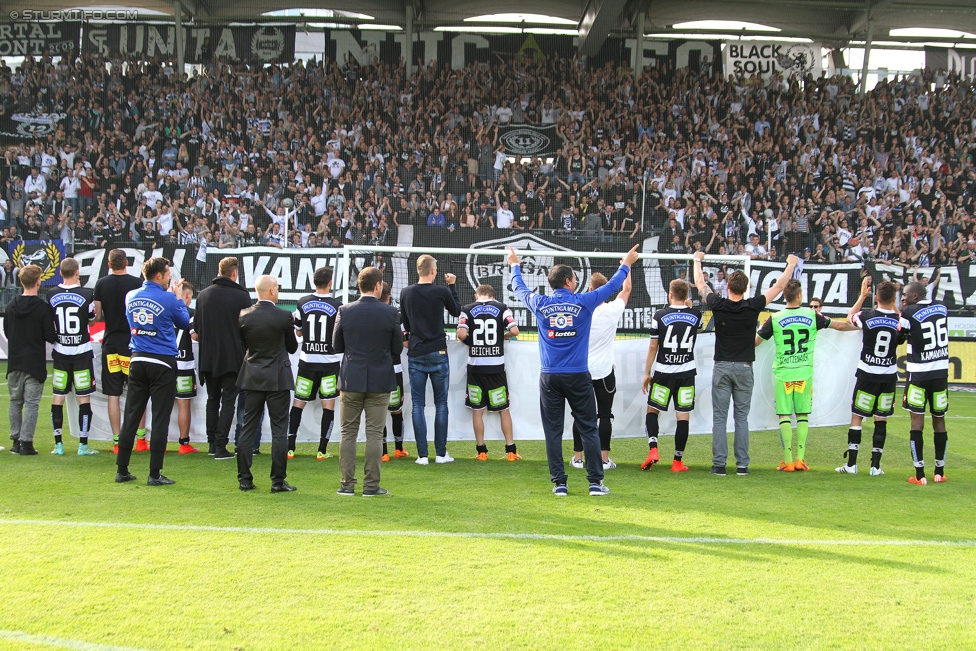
[775,379,812,415]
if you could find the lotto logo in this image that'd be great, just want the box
[547,330,555,338]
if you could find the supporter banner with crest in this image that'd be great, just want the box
[7,240,64,286]
[925,47,976,81]
[82,23,295,63]
[723,41,823,78]
[497,125,559,158]
[0,112,66,140]
[0,22,79,57]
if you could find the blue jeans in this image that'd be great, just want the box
[408,351,450,458]
[540,372,603,485]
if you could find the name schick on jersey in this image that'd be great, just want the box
[541,303,581,339]
[652,308,701,373]
[50,290,93,349]
[128,298,165,337]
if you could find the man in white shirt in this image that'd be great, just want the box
[570,271,632,471]
[60,169,81,213]
[141,181,164,209]
[745,234,768,260]
[496,200,514,229]
[25,168,46,196]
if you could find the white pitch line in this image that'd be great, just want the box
[0,630,149,651]
[0,518,974,547]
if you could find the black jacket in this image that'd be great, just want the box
[237,300,299,392]
[194,275,253,377]
[4,294,56,382]
[333,295,402,393]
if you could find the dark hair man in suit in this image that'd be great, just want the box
[236,274,299,493]
[333,267,403,496]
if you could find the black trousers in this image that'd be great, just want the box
[573,369,616,452]
[237,389,290,485]
[117,360,177,473]
[204,372,238,447]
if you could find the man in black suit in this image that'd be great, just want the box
[195,256,253,460]
[236,275,299,493]
[333,267,403,497]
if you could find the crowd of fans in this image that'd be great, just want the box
[1,47,976,272]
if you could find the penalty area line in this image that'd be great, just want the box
[0,518,974,547]
[0,629,149,651]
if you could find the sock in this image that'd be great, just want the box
[118,465,128,475]
[796,416,809,461]
[319,408,335,454]
[476,444,488,455]
[288,405,303,451]
[571,422,583,453]
[382,426,389,456]
[179,437,190,445]
[392,412,404,450]
[674,420,689,460]
[871,421,887,469]
[78,403,92,445]
[934,431,947,477]
[137,428,147,440]
[52,404,64,444]
[505,444,517,454]
[909,429,925,480]
[845,426,862,466]
[779,417,793,463]
[113,434,119,445]
[645,412,659,449]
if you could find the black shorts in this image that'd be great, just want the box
[465,370,510,411]
[647,373,696,412]
[593,369,616,418]
[101,344,131,397]
[52,355,96,397]
[294,361,340,402]
[388,371,404,412]
[176,368,197,400]
[903,375,949,417]
[851,376,897,418]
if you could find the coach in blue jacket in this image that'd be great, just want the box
[509,244,639,497]
[115,257,191,486]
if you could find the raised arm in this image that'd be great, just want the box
[762,254,799,304]
[847,276,871,321]
[692,251,711,299]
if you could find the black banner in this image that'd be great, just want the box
[0,111,66,140]
[0,22,79,57]
[925,47,976,81]
[82,24,295,63]
[498,124,559,158]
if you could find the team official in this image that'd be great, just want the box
[456,284,521,461]
[94,249,144,453]
[236,275,299,493]
[48,258,98,456]
[288,267,342,460]
[641,279,702,473]
[175,281,199,454]
[115,258,191,486]
[899,281,950,485]
[837,278,900,476]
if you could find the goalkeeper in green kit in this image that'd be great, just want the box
[756,280,856,471]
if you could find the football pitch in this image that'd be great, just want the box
[0,371,974,650]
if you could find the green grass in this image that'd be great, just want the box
[1,364,975,650]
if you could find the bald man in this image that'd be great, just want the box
[236,275,299,492]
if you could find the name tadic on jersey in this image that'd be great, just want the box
[294,294,342,364]
[48,285,95,356]
[901,301,949,377]
[459,300,516,370]
[650,306,703,375]
[850,308,900,377]
[540,302,581,339]
[176,307,195,369]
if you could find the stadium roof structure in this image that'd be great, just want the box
[9,0,976,51]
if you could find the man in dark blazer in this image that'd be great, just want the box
[333,267,403,496]
[195,256,253,460]
[236,275,299,493]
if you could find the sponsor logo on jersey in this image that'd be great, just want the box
[132,309,155,326]
[470,304,501,317]
[127,297,165,316]
[549,314,573,328]
[660,311,699,326]
[301,300,337,316]
[912,304,947,321]
[132,328,157,337]
[865,316,900,330]
[50,291,86,307]
[778,315,814,328]
[551,330,576,338]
